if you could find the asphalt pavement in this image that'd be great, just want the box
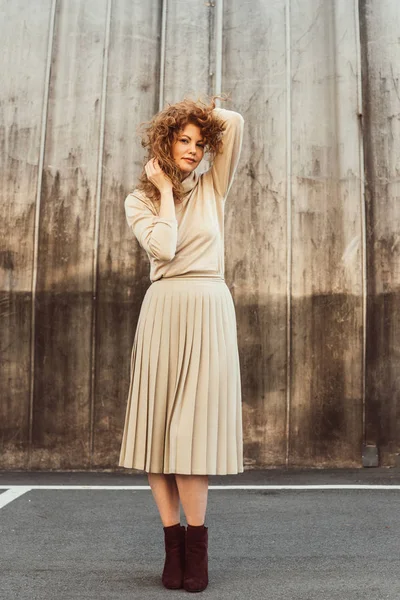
[1,468,399,600]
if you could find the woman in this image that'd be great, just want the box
[119,96,244,593]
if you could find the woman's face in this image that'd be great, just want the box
[171,123,205,178]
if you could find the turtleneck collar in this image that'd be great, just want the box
[181,171,199,195]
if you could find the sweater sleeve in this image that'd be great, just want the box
[209,108,244,199]
[124,192,178,262]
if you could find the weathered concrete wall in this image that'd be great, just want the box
[360,0,400,467]
[0,0,399,469]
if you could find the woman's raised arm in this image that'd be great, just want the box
[124,192,178,262]
[209,107,244,199]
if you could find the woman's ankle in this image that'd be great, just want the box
[163,522,181,530]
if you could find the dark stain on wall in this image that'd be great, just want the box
[289,292,363,467]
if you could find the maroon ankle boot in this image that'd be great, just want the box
[183,524,209,592]
[161,523,186,589]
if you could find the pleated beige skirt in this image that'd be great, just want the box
[119,276,244,475]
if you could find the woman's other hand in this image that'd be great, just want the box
[145,158,173,193]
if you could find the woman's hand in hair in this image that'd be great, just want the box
[145,158,173,193]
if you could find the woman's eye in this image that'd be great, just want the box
[180,139,188,143]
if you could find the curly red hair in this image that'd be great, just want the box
[137,96,227,204]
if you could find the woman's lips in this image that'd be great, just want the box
[183,158,195,164]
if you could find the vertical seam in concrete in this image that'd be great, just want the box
[89,0,112,462]
[285,0,292,467]
[214,0,223,106]
[207,0,214,96]
[354,0,367,447]
[159,0,168,110]
[28,0,57,464]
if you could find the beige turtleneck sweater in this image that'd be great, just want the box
[124,108,244,282]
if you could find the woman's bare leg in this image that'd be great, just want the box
[174,475,208,526]
[147,473,181,526]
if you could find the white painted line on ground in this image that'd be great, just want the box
[0,484,399,491]
[0,487,31,508]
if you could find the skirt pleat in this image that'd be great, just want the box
[119,277,244,475]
